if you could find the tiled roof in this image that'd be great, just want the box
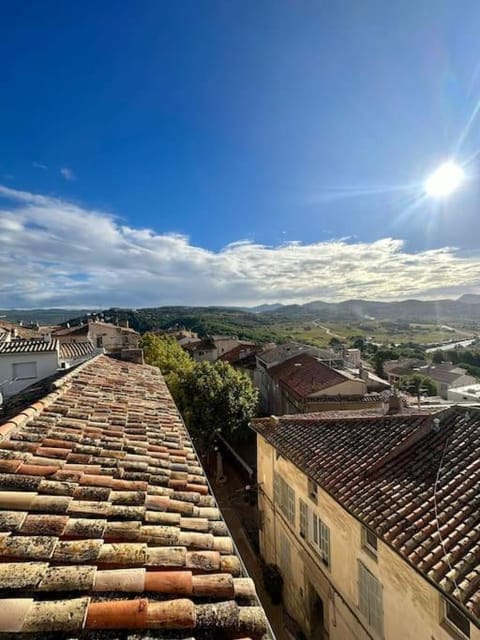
[269,353,349,399]
[257,342,317,365]
[421,364,471,385]
[0,355,267,637]
[252,409,480,622]
[0,339,58,354]
[59,341,95,359]
[52,325,89,337]
[183,339,216,352]
[0,322,39,340]
[218,344,260,364]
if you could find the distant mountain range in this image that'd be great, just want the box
[2,294,480,334]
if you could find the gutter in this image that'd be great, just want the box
[216,433,255,480]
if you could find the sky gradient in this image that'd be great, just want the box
[2,1,480,307]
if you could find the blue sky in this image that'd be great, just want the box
[2,1,480,307]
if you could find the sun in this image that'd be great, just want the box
[424,161,464,198]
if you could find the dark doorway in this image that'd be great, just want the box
[310,589,325,640]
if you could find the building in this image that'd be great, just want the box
[447,383,480,403]
[58,340,97,369]
[419,364,477,399]
[53,319,139,352]
[266,353,375,414]
[255,343,343,413]
[183,336,256,363]
[0,354,269,638]
[0,339,60,398]
[252,408,480,640]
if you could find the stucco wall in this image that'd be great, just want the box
[257,435,479,640]
[0,351,59,398]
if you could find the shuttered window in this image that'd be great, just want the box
[358,561,383,637]
[299,499,308,538]
[300,501,331,568]
[279,530,291,576]
[273,471,295,525]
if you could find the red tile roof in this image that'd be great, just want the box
[0,355,267,637]
[269,353,349,399]
[218,344,260,364]
[252,409,480,623]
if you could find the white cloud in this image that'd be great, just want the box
[60,167,75,181]
[32,162,48,170]
[1,185,480,308]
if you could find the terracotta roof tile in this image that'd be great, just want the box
[0,355,268,638]
[252,409,480,624]
[268,352,349,398]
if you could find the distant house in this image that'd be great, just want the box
[254,342,344,413]
[53,320,139,353]
[0,339,60,399]
[419,363,476,399]
[0,337,98,400]
[267,352,375,414]
[448,383,480,403]
[183,336,256,363]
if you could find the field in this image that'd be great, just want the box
[265,320,476,349]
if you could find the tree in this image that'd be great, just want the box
[179,360,258,451]
[351,337,366,351]
[140,333,194,403]
[400,374,437,402]
[328,337,343,351]
[432,350,444,364]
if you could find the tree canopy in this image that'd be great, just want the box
[140,333,194,403]
[141,333,258,451]
[399,374,437,398]
[179,360,258,450]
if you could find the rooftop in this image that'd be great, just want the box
[0,355,267,637]
[258,342,336,366]
[0,339,58,354]
[59,341,96,359]
[252,408,480,624]
[269,353,349,399]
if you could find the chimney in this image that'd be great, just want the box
[387,387,403,414]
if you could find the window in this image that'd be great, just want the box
[299,499,308,538]
[299,500,331,568]
[96,336,103,348]
[308,477,318,503]
[12,362,37,380]
[358,562,383,637]
[362,526,378,558]
[273,471,295,524]
[279,530,291,576]
[311,513,331,568]
[443,600,470,639]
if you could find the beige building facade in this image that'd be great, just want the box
[254,413,479,640]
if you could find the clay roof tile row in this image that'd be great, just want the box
[0,355,268,638]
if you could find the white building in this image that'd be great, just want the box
[0,340,59,398]
[447,383,480,403]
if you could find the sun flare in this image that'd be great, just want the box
[424,161,464,198]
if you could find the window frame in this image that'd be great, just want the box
[308,477,318,503]
[358,560,384,638]
[442,599,470,639]
[362,525,378,559]
[12,361,37,381]
[273,471,296,525]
